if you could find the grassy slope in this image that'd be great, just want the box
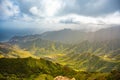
[0,57,76,80]
[55,53,120,72]
[1,41,120,72]
[0,57,120,80]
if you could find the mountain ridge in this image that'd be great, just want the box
[0,26,120,75]
[9,26,120,44]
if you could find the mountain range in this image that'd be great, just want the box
[0,26,120,80]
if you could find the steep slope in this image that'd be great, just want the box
[9,36,68,50]
[69,39,120,56]
[2,39,120,72]
[0,57,76,80]
[0,43,35,58]
[1,26,119,73]
[56,53,120,72]
[41,29,86,43]
[8,26,120,44]
[0,57,120,80]
[87,26,120,42]
[41,26,120,43]
[8,37,70,58]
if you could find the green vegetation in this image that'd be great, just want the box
[0,38,120,72]
[0,43,36,58]
[0,57,76,80]
[0,58,120,80]
[0,27,120,79]
[55,52,120,72]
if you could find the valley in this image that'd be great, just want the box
[0,26,120,80]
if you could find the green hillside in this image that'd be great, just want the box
[1,37,120,72]
[0,26,120,79]
[0,57,76,80]
[55,53,120,72]
[0,43,36,58]
[0,57,120,80]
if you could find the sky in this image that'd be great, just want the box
[0,0,120,41]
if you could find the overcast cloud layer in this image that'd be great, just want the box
[0,0,120,31]
[0,0,120,28]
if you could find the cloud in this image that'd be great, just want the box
[1,0,120,21]
[0,0,20,20]
[59,18,79,24]
[0,0,120,32]
[18,14,33,22]
[103,11,120,25]
[86,0,108,9]
[28,0,64,18]
[29,6,44,17]
[55,11,120,25]
[58,0,120,16]
[29,6,39,15]
[42,0,64,17]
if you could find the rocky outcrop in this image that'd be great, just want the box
[54,76,75,80]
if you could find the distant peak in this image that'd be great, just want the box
[63,28,72,30]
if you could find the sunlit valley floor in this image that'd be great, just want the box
[0,26,120,80]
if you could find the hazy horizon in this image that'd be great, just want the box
[0,0,120,41]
